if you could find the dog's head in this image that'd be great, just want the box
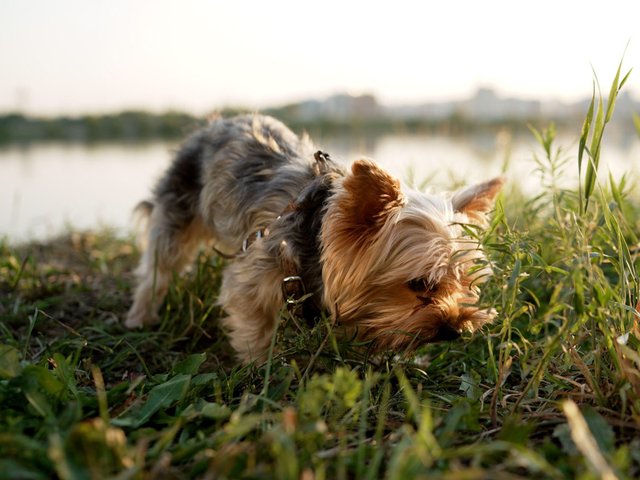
[321,159,503,351]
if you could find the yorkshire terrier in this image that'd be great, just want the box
[126,114,503,363]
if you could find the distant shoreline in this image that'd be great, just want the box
[0,109,619,145]
[4,88,639,144]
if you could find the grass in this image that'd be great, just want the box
[2,71,640,479]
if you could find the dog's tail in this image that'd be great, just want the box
[131,200,155,249]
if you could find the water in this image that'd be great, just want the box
[2,131,639,242]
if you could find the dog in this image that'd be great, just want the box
[125,114,503,363]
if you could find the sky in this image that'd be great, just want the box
[1,0,639,115]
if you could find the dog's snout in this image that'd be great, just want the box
[432,324,461,341]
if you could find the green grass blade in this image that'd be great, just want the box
[584,56,629,212]
[578,85,595,214]
[604,60,623,123]
[583,94,603,208]
[619,67,632,91]
[578,83,595,177]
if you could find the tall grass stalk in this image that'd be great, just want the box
[579,58,632,213]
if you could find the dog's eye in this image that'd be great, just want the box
[407,278,437,293]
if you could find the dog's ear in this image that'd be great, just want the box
[452,177,504,224]
[342,159,404,229]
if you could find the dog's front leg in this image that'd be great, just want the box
[218,252,284,364]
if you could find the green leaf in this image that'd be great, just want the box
[15,365,66,419]
[50,353,79,400]
[266,370,293,402]
[199,402,232,420]
[180,400,232,421]
[584,95,604,205]
[552,423,576,456]
[619,68,632,91]
[173,353,206,375]
[19,365,65,400]
[507,258,522,289]
[553,408,614,456]
[439,400,481,445]
[459,371,482,401]
[23,390,54,419]
[223,413,264,439]
[113,374,191,428]
[608,171,624,209]
[191,372,217,385]
[572,269,585,316]
[498,416,537,446]
[0,344,22,379]
[582,407,615,454]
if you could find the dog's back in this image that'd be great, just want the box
[153,115,318,250]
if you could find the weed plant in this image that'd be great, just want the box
[1,64,640,479]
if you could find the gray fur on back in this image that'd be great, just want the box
[152,114,329,254]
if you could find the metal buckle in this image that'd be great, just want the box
[314,150,330,163]
[282,275,305,304]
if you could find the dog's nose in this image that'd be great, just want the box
[432,324,461,341]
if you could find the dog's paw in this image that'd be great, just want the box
[124,307,159,329]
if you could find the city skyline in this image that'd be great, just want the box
[269,87,640,122]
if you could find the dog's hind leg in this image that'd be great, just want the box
[125,204,210,328]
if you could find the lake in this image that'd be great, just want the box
[2,130,639,242]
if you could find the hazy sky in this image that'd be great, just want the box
[1,0,639,115]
